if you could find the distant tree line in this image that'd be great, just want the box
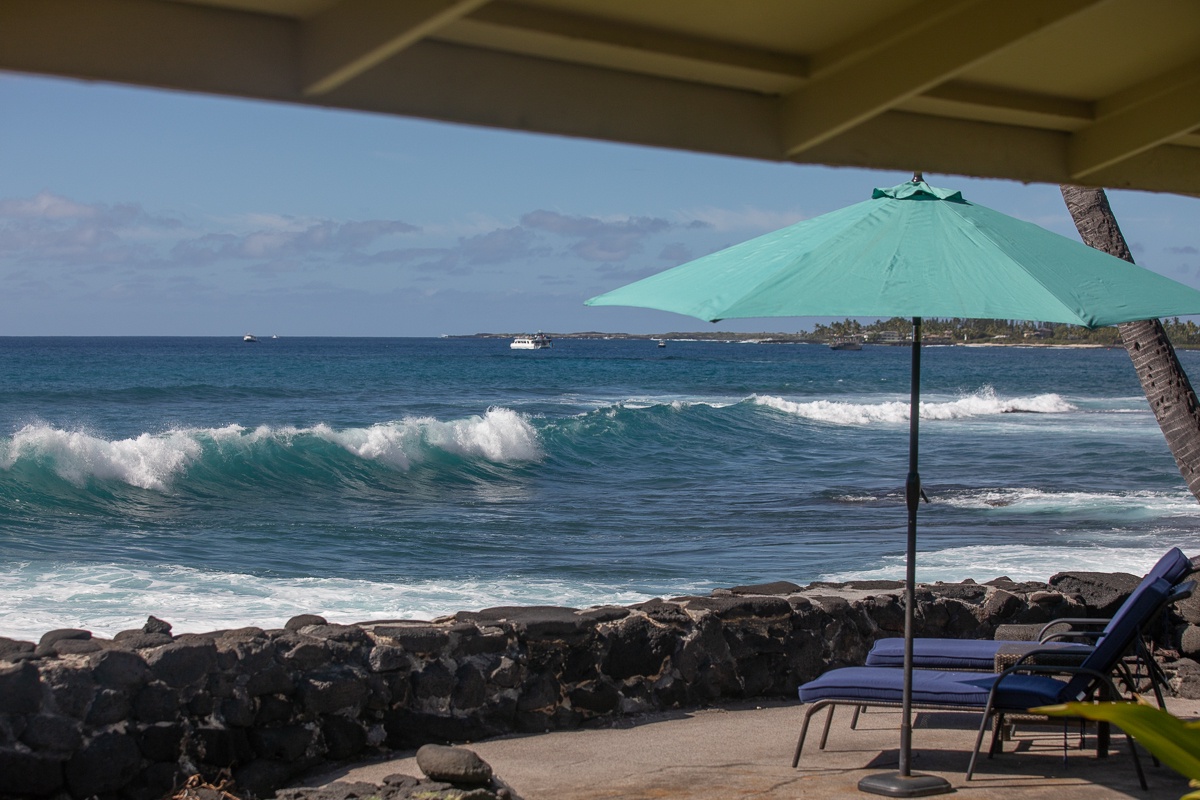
[805,317,1200,347]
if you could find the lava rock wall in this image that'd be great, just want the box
[0,572,1188,799]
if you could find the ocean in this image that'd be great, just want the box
[2,336,1199,642]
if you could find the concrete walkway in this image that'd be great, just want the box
[295,698,1198,799]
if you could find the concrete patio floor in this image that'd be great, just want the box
[296,698,1199,799]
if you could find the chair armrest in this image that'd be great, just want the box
[1037,617,1108,641]
[1002,648,1093,671]
[1041,631,1103,643]
[994,660,1122,702]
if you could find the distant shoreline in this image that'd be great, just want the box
[448,332,1151,348]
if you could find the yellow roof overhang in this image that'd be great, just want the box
[3,0,1199,194]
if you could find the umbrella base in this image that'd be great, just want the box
[858,772,954,797]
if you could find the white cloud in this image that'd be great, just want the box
[677,206,809,233]
[0,191,98,220]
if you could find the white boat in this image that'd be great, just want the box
[243,333,259,343]
[829,338,862,350]
[657,339,666,348]
[511,332,552,350]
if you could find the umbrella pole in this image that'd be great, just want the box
[859,317,952,797]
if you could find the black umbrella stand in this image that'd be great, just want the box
[858,317,954,797]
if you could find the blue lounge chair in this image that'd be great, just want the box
[864,547,1193,673]
[794,576,1192,785]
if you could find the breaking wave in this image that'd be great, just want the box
[754,387,1075,425]
[0,408,542,491]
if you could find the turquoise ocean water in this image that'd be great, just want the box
[2,336,1199,641]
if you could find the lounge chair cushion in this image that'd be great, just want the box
[864,637,1091,670]
[798,666,1068,710]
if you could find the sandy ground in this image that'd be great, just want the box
[292,697,1200,799]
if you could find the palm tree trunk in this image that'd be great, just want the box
[1061,185,1200,503]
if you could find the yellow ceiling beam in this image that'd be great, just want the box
[1068,59,1200,179]
[909,83,1093,131]
[0,0,297,98]
[302,0,491,96]
[797,109,1200,197]
[2,0,1198,196]
[330,40,1200,196]
[780,0,1106,157]
[325,39,785,160]
[437,3,808,94]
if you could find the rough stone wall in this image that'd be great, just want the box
[0,573,1189,800]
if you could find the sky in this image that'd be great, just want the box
[1,71,1199,337]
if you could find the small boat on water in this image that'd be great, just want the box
[243,333,259,343]
[829,338,862,350]
[511,331,552,350]
[657,339,666,348]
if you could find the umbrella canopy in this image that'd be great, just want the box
[587,179,1200,327]
[586,177,1200,797]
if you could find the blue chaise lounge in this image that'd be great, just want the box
[863,546,1193,675]
[794,575,1192,785]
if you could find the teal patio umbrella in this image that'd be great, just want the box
[586,176,1200,796]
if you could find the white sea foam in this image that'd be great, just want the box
[314,407,542,469]
[754,387,1075,426]
[609,396,740,411]
[0,408,542,488]
[755,395,912,424]
[0,425,203,490]
[941,488,1199,516]
[821,542,1200,585]
[0,562,668,642]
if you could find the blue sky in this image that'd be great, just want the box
[2,72,1198,337]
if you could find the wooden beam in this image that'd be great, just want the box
[321,39,786,161]
[908,82,1093,131]
[436,2,808,94]
[2,0,1198,196]
[780,0,1106,157]
[0,0,299,99]
[797,109,1200,197]
[302,0,491,96]
[330,40,1200,196]
[1068,59,1200,179]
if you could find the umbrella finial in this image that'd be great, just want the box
[912,171,924,183]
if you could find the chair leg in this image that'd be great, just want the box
[966,707,994,781]
[819,705,835,749]
[1126,730,1147,791]
[850,705,862,729]
[988,711,1004,757]
[1119,642,1156,781]
[1147,657,1168,710]
[793,702,824,768]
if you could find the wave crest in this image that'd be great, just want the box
[1,426,203,491]
[314,408,542,469]
[0,408,542,490]
[754,387,1075,426]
